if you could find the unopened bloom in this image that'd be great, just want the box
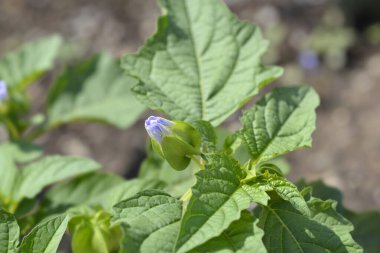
[145,116,174,143]
[298,49,319,70]
[144,116,201,171]
[0,80,7,102]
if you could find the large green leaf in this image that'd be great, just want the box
[13,155,100,201]
[0,209,19,253]
[176,153,270,253]
[258,196,363,253]
[0,35,62,89]
[112,190,182,253]
[47,53,145,129]
[190,211,267,253]
[240,86,319,163]
[20,214,68,253]
[122,0,282,126]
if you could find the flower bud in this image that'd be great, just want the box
[144,116,201,171]
[0,80,8,102]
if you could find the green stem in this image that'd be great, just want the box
[2,118,20,140]
[190,155,204,170]
[180,188,193,202]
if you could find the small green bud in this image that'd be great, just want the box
[145,116,201,170]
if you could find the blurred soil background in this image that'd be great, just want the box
[0,0,380,212]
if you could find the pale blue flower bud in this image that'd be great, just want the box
[298,49,319,70]
[0,80,7,102]
[145,116,174,143]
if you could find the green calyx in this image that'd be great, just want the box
[151,120,201,171]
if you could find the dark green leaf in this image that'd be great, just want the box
[0,209,19,253]
[20,214,68,253]
[113,190,182,253]
[240,86,319,163]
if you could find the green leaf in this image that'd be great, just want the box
[47,53,145,129]
[258,196,363,253]
[190,211,267,253]
[0,141,42,163]
[297,179,380,253]
[122,0,282,126]
[254,172,310,216]
[20,214,68,253]
[240,86,319,163]
[0,209,19,253]
[13,155,101,201]
[176,153,270,253]
[191,120,217,153]
[113,190,182,253]
[45,172,163,211]
[68,207,121,253]
[0,35,62,89]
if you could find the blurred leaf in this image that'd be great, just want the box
[0,142,42,208]
[240,86,319,164]
[0,35,62,89]
[47,53,145,129]
[345,211,380,253]
[13,155,100,201]
[0,209,19,253]
[113,190,182,253]
[46,172,164,211]
[190,211,267,253]
[122,0,282,126]
[20,214,68,253]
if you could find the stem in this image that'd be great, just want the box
[2,118,20,140]
[190,155,204,170]
[180,188,192,202]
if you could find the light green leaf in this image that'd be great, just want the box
[0,35,62,89]
[0,209,19,253]
[258,196,363,253]
[190,211,267,253]
[0,142,42,209]
[20,214,68,253]
[255,172,310,216]
[47,53,145,129]
[176,153,269,253]
[122,0,282,126]
[113,190,182,253]
[13,155,100,201]
[46,172,163,211]
[240,86,319,163]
